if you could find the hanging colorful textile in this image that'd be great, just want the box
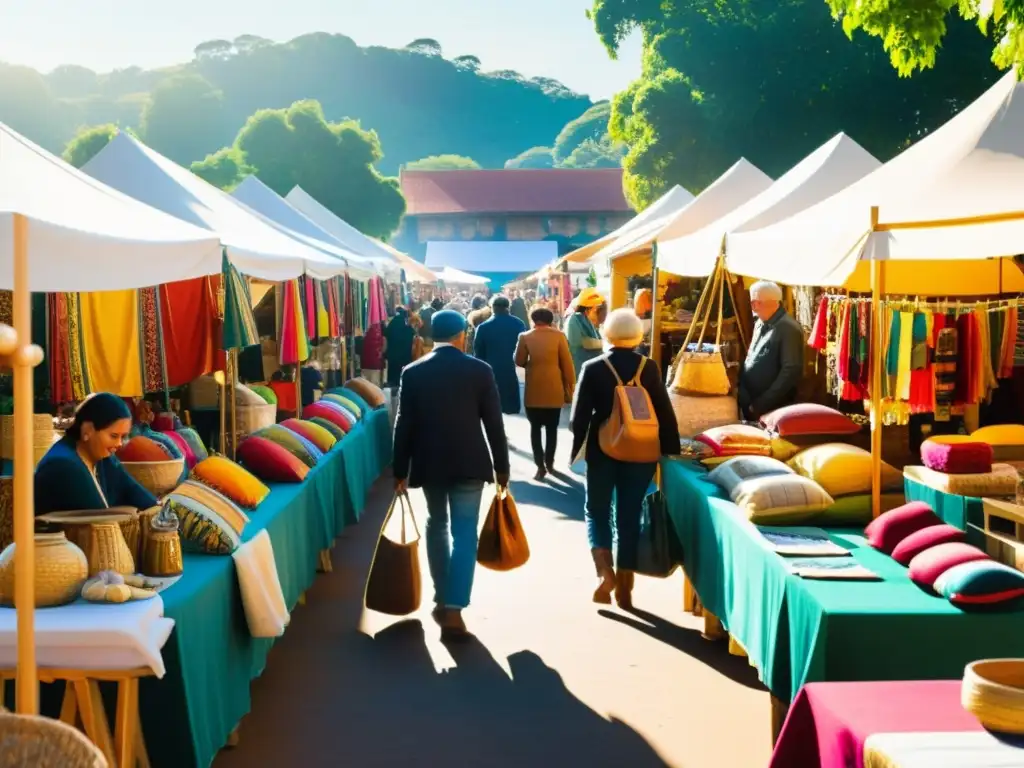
[49,294,74,404]
[279,279,310,365]
[79,289,144,397]
[222,255,259,352]
[934,316,957,421]
[137,286,167,394]
[301,276,318,344]
[325,279,341,338]
[160,277,218,387]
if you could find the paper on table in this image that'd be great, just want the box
[756,526,850,557]
[786,557,881,580]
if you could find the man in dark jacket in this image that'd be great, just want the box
[474,295,526,414]
[738,280,805,420]
[393,309,511,639]
[417,298,444,342]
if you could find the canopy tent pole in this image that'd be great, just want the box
[869,207,885,519]
[650,241,662,368]
[229,349,238,460]
[12,213,38,713]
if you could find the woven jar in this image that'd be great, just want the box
[962,658,1024,734]
[84,522,135,576]
[0,413,56,467]
[142,529,183,577]
[0,710,106,767]
[0,532,89,607]
[121,458,184,497]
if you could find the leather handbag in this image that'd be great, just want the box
[364,492,422,615]
[477,486,530,572]
[636,490,681,578]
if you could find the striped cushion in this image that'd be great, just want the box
[321,393,362,420]
[191,456,269,509]
[308,417,347,442]
[175,427,209,463]
[166,479,250,554]
[730,474,834,524]
[280,419,336,453]
[257,424,322,468]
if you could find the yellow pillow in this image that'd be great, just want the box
[321,393,362,420]
[926,433,975,445]
[191,456,270,510]
[771,438,801,461]
[700,456,733,468]
[970,424,1024,446]
[788,442,903,498]
[731,474,835,525]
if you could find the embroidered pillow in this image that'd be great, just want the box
[934,559,1024,606]
[788,443,903,498]
[175,427,209,464]
[907,542,991,589]
[695,424,772,457]
[248,384,278,406]
[343,378,386,408]
[280,419,336,453]
[117,435,174,462]
[920,440,993,475]
[237,436,308,483]
[191,456,269,510]
[865,502,943,555]
[321,393,362,420]
[165,479,250,554]
[256,424,322,468]
[708,456,793,497]
[729,474,834,525]
[308,416,347,442]
[301,402,353,433]
[891,524,967,566]
[760,404,861,438]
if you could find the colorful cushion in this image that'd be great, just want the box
[343,377,386,408]
[925,433,976,445]
[175,427,209,463]
[248,384,278,406]
[760,404,861,438]
[770,438,802,461]
[317,399,358,429]
[117,435,174,462]
[302,402,354,433]
[191,456,269,510]
[970,424,1024,445]
[865,502,944,555]
[257,424,322,468]
[280,419,336,453]
[151,414,177,432]
[907,542,990,589]
[329,387,371,415]
[729,474,834,525]
[165,479,250,554]
[159,429,198,469]
[818,493,906,526]
[891,524,967,566]
[695,424,772,457]
[708,456,794,497]
[308,416,347,442]
[788,443,903,498]
[237,436,308,483]
[234,384,267,406]
[920,439,993,475]
[321,393,362,420]
[934,559,1024,606]
[142,430,184,461]
[679,438,716,460]
[699,456,732,468]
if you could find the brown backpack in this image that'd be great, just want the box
[598,357,662,463]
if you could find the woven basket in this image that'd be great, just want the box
[36,510,136,577]
[0,532,89,608]
[121,458,184,497]
[670,393,739,438]
[0,413,56,467]
[0,711,107,767]
[962,658,1024,734]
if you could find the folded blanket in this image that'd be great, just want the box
[231,529,290,638]
[903,463,1018,498]
[864,730,1024,767]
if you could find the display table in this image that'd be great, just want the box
[661,458,1024,705]
[904,475,987,547]
[770,680,1024,768]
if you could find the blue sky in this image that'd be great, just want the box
[0,0,642,99]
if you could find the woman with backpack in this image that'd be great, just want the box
[569,308,680,609]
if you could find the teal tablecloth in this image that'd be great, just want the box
[904,477,987,547]
[662,457,1024,703]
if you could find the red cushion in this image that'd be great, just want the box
[759,404,860,438]
[920,440,993,474]
[891,524,966,566]
[117,435,173,462]
[302,402,353,433]
[314,399,357,429]
[237,436,308,483]
[908,542,991,589]
[864,502,943,554]
[151,414,176,432]
[159,429,198,469]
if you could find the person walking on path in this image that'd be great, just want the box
[474,295,527,415]
[566,287,607,376]
[510,292,530,328]
[392,310,511,639]
[515,306,576,480]
[569,309,680,609]
[418,298,443,349]
[384,307,416,388]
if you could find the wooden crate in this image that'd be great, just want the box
[982,497,1024,543]
[969,523,1024,572]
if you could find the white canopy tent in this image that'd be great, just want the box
[230,176,378,281]
[372,239,439,284]
[285,185,402,282]
[726,71,1024,292]
[0,123,221,292]
[658,133,881,277]
[83,133,348,282]
[437,266,490,285]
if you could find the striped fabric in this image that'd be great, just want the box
[222,252,259,351]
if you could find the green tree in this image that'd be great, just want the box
[505,146,555,168]
[191,146,250,190]
[62,123,120,168]
[553,102,612,162]
[140,73,231,165]
[561,136,625,168]
[0,63,65,150]
[453,55,482,72]
[405,38,443,57]
[233,99,405,237]
[405,154,481,170]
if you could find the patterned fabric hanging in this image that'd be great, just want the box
[302,276,318,344]
[137,286,166,394]
[49,294,74,404]
[222,255,259,352]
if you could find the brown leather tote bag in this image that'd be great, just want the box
[477,486,530,572]
[364,492,422,615]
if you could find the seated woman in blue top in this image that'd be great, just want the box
[34,393,158,516]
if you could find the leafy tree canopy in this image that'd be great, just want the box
[62,123,120,168]
[505,146,556,169]
[553,101,612,162]
[405,154,481,170]
[190,146,251,190]
[140,73,229,165]
[589,0,1001,208]
[405,38,443,57]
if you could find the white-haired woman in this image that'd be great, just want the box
[569,308,680,609]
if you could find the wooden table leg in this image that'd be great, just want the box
[701,611,726,641]
[297,592,306,606]
[728,635,748,658]
[318,549,333,573]
[770,694,789,746]
[226,725,241,747]
[115,677,138,768]
[59,683,78,725]
[136,718,152,768]
[74,679,116,765]
[682,572,696,613]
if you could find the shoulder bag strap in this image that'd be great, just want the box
[602,356,624,386]
[628,357,648,387]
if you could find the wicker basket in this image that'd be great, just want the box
[0,413,56,467]
[36,510,137,577]
[121,458,184,497]
[0,711,107,767]
[670,393,739,438]
[0,532,89,608]
[962,658,1024,734]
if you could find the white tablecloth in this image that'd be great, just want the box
[0,595,175,677]
[865,731,1024,767]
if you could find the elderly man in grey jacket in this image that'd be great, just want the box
[738,281,805,420]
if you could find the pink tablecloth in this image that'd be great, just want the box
[769,680,981,768]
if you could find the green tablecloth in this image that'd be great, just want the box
[904,477,987,547]
[662,458,1024,703]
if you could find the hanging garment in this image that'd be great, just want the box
[79,289,144,397]
[137,286,167,395]
[896,311,914,401]
[934,315,957,421]
[160,277,217,388]
[808,296,829,350]
[1000,306,1017,378]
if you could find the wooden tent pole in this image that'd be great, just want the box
[650,241,662,367]
[869,206,885,519]
[12,213,38,714]
[229,349,238,460]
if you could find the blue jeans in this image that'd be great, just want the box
[585,455,657,570]
[422,481,485,610]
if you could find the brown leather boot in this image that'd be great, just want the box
[591,548,615,604]
[615,570,635,610]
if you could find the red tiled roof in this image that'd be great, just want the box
[399,168,632,216]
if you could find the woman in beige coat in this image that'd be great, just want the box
[514,306,576,480]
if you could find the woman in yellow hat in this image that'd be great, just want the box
[566,287,606,376]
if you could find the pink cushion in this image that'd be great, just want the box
[920,440,993,474]
[890,524,966,566]
[695,424,772,457]
[760,404,860,438]
[302,402,353,433]
[907,542,991,589]
[865,502,944,555]
[237,436,308,483]
[159,429,197,469]
[152,414,176,432]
